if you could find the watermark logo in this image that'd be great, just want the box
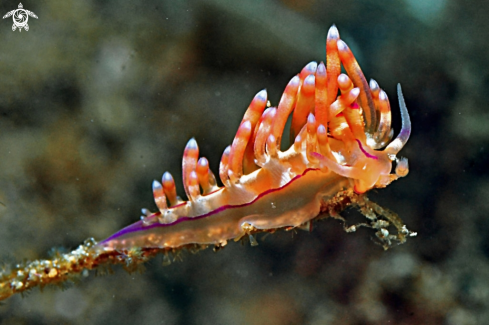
[2,3,38,32]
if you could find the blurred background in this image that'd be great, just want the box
[0,0,487,324]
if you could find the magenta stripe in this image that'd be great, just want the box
[355,139,378,160]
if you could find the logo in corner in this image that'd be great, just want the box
[2,3,38,32]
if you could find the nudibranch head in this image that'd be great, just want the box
[99,25,412,251]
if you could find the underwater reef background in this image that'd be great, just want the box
[0,0,488,324]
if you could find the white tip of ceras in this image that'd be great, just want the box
[140,208,152,223]
[140,208,152,221]
[162,171,173,183]
[152,180,163,191]
[337,73,349,85]
[197,157,208,168]
[223,145,231,156]
[317,124,327,135]
[350,87,361,98]
[336,39,349,53]
[339,74,355,92]
[289,75,301,87]
[316,61,326,76]
[307,113,316,125]
[256,89,268,102]
[369,79,379,92]
[186,137,198,150]
[242,120,252,130]
[303,74,315,87]
[304,61,318,74]
[328,24,339,40]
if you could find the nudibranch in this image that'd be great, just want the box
[99,25,414,252]
[0,25,418,301]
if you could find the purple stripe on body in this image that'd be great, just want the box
[355,139,378,160]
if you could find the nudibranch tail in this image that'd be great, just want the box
[98,25,414,253]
